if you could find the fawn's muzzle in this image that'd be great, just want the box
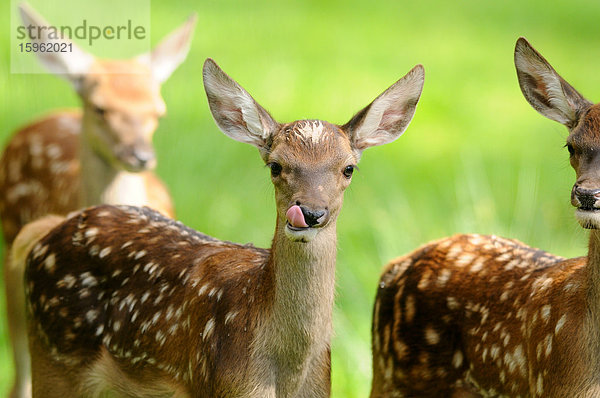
[117,144,157,171]
[572,185,600,210]
[285,204,330,242]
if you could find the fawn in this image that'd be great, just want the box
[371,37,600,397]
[1,4,195,398]
[13,58,424,397]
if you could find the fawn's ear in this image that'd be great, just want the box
[18,2,95,91]
[343,65,424,154]
[137,13,197,84]
[203,58,280,154]
[515,37,591,129]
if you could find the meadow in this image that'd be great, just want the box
[1,0,600,396]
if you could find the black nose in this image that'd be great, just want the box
[133,148,156,168]
[300,206,328,227]
[573,186,600,209]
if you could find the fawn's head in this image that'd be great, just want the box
[515,37,600,229]
[19,3,196,172]
[203,59,424,242]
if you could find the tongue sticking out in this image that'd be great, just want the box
[286,205,308,228]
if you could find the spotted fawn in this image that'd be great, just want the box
[14,58,424,397]
[371,37,600,398]
[0,4,196,398]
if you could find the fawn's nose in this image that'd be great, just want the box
[133,147,156,169]
[572,185,600,209]
[299,205,328,228]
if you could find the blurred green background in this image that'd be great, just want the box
[2,0,600,396]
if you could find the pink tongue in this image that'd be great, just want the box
[286,205,308,228]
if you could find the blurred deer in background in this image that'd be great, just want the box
[12,58,424,397]
[371,37,600,397]
[0,4,196,397]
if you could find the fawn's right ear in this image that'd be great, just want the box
[136,13,197,84]
[202,58,280,154]
[18,2,95,91]
[515,37,591,128]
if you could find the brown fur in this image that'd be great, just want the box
[370,38,600,398]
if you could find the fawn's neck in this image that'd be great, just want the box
[256,218,337,394]
[587,230,600,318]
[78,113,148,207]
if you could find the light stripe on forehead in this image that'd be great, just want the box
[291,120,326,143]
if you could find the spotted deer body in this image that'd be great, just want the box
[15,59,424,397]
[0,4,196,398]
[371,38,600,398]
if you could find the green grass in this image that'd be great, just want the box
[1,0,600,396]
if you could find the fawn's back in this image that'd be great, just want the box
[26,205,272,395]
[372,234,589,397]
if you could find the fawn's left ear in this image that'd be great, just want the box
[515,37,591,129]
[343,65,424,154]
[137,13,197,84]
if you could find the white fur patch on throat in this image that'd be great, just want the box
[285,224,318,242]
[576,209,600,229]
[102,172,149,207]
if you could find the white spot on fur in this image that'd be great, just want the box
[532,276,554,295]
[198,284,209,296]
[544,334,553,357]
[513,345,527,377]
[85,228,99,238]
[468,234,484,245]
[555,314,567,335]
[456,252,475,267]
[99,247,112,258]
[447,296,459,310]
[135,250,147,260]
[57,274,77,289]
[490,345,500,360]
[203,318,215,340]
[418,269,433,290]
[44,253,56,273]
[140,292,150,304]
[446,244,463,260]
[81,272,98,287]
[470,258,485,273]
[425,325,440,345]
[436,269,452,287]
[540,305,551,323]
[496,252,512,262]
[452,350,463,368]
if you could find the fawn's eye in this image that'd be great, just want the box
[565,143,575,156]
[93,106,106,117]
[343,165,355,179]
[268,162,282,177]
